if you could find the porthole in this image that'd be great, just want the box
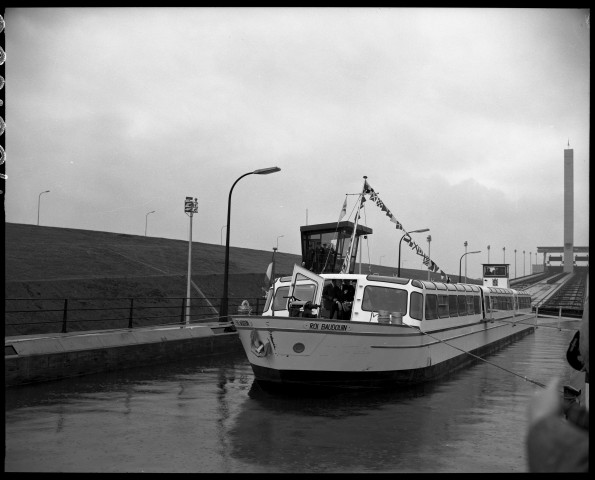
[293,343,305,353]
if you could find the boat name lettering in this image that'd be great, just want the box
[304,322,350,332]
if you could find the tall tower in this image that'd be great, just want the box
[563,142,574,273]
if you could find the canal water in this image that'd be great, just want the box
[5,320,584,473]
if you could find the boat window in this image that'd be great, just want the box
[473,296,481,314]
[425,294,438,320]
[410,292,423,320]
[272,286,290,311]
[411,280,424,289]
[466,295,475,315]
[421,281,436,290]
[455,284,466,292]
[435,282,447,290]
[361,286,408,315]
[438,294,449,318]
[448,295,458,317]
[457,295,467,316]
[446,283,457,291]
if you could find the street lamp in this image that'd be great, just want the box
[398,228,430,277]
[276,235,284,251]
[529,251,532,274]
[523,250,526,276]
[514,249,517,279]
[37,190,50,226]
[459,250,481,283]
[487,245,490,263]
[220,225,227,246]
[464,241,468,283]
[503,246,506,263]
[221,166,281,322]
[145,211,155,236]
[427,235,432,280]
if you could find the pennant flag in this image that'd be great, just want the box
[264,262,273,283]
[339,198,347,220]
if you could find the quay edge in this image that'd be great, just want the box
[4,322,243,387]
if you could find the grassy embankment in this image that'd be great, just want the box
[5,223,462,335]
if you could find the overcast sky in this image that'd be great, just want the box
[5,8,590,280]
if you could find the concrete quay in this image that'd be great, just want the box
[5,322,244,387]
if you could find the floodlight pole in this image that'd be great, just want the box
[184,197,198,325]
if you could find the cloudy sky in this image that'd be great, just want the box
[4,8,590,280]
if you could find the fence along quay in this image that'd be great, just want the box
[4,295,265,387]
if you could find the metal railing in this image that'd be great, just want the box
[5,296,266,337]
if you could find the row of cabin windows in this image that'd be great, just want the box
[421,293,482,320]
[485,294,531,312]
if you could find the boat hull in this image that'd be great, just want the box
[232,315,536,389]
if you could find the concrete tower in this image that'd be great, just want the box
[563,143,574,273]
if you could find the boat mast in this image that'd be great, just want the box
[340,176,367,274]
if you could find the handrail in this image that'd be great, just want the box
[5,296,266,337]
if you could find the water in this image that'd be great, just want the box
[4,321,584,473]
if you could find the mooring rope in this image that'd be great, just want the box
[403,322,548,388]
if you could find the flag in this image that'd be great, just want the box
[339,198,347,220]
[264,262,272,283]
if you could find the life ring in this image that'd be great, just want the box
[250,329,271,357]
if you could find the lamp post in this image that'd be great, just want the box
[523,250,526,276]
[459,250,481,283]
[184,197,198,325]
[529,251,532,274]
[37,190,50,226]
[220,225,227,246]
[503,246,506,263]
[514,249,517,279]
[464,241,468,282]
[276,235,284,251]
[398,228,430,277]
[487,245,490,263]
[145,211,155,236]
[427,235,432,280]
[221,166,281,322]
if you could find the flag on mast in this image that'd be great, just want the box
[339,198,347,220]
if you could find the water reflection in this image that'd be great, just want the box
[5,325,580,473]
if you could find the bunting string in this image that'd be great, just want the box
[363,179,452,283]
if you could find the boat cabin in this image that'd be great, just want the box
[300,221,373,274]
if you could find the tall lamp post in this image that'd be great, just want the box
[184,197,198,325]
[398,228,430,277]
[529,251,532,275]
[514,249,517,279]
[464,241,468,282]
[459,250,481,283]
[427,235,432,280]
[276,235,284,251]
[145,211,155,236]
[487,245,490,263]
[523,250,526,276]
[503,246,506,263]
[221,166,281,322]
[37,190,50,226]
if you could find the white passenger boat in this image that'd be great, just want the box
[232,177,535,389]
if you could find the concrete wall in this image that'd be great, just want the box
[5,327,244,387]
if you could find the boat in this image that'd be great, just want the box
[232,177,536,389]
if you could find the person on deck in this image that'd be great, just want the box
[322,279,343,319]
[340,279,356,320]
